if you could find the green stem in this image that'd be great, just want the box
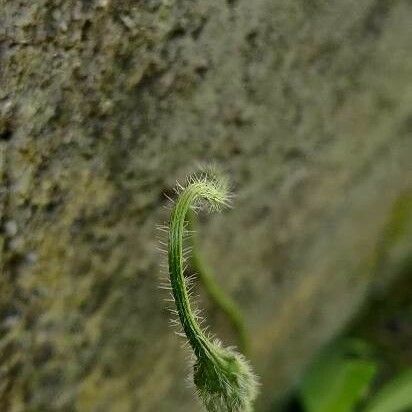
[187,209,249,355]
[168,183,221,361]
[166,171,258,412]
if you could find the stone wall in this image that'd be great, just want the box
[0,1,411,410]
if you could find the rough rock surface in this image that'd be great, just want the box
[0,0,411,411]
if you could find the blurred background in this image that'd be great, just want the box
[0,1,411,411]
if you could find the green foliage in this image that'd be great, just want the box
[365,369,412,412]
[165,169,258,412]
[300,340,377,412]
[300,339,412,412]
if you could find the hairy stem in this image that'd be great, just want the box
[166,170,258,412]
[168,182,222,360]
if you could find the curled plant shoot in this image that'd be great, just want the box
[164,169,258,412]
